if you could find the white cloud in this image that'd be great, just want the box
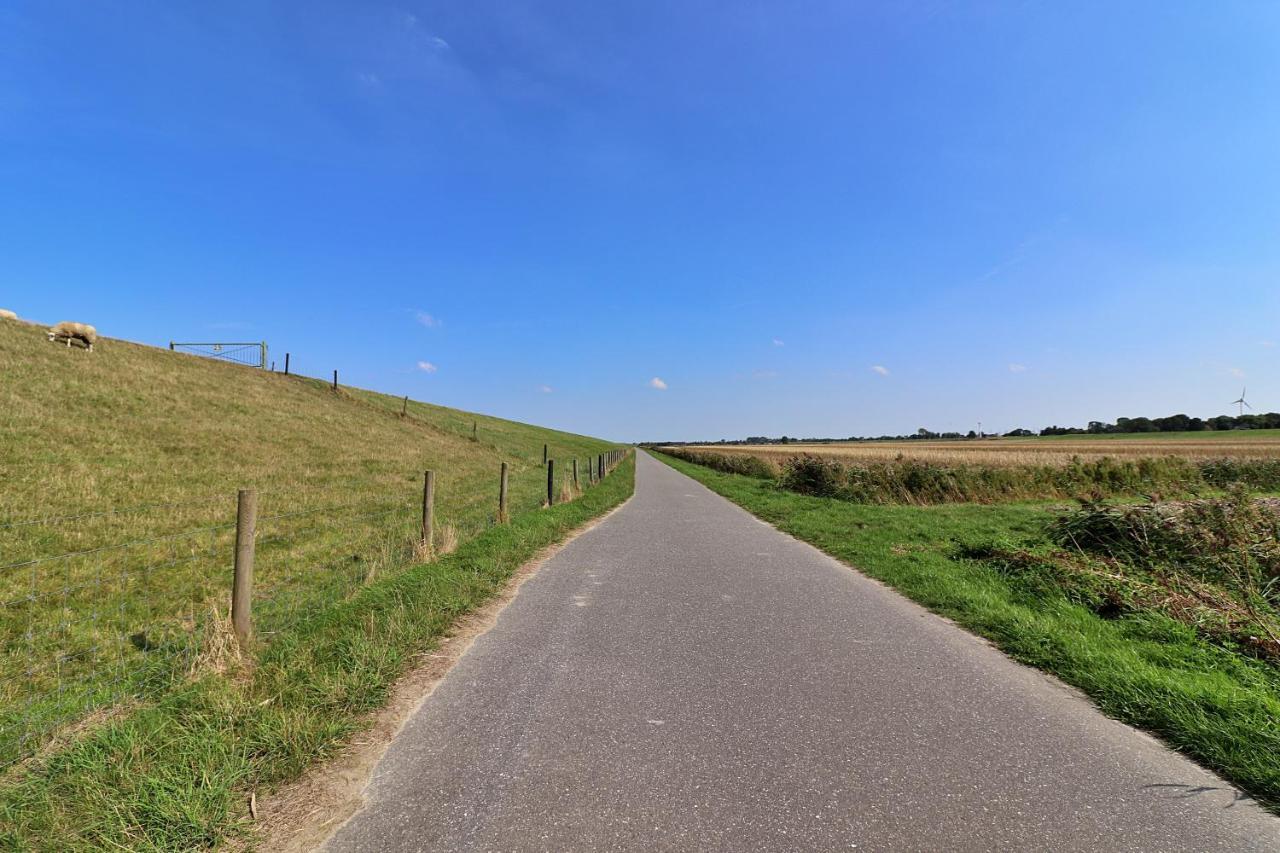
[1261,341,1276,349]
[537,384,553,394]
[416,361,437,373]
[1008,363,1027,373]
[431,36,450,50]
[1229,367,1246,378]
[415,311,441,328]
[772,338,785,347]
[649,377,668,390]
[356,71,381,86]
[870,365,889,376]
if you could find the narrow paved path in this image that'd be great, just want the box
[327,452,1278,852]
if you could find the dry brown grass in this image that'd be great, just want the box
[679,435,1280,468]
[187,606,243,678]
[435,522,458,556]
[559,476,578,504]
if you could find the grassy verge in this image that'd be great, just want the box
[652,451,1280,809]
[0,455,634,851]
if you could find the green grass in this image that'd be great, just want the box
[0,316,620,770]
[653,451,1280,810]
[0,454,634,851]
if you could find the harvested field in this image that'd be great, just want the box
[675,433,1280,468]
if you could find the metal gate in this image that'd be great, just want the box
[169,341,268,368]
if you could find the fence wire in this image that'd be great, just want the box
[0,450,628,772]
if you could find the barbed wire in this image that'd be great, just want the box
[0,494,232,529]
[0,450,629,772]
[0,523,237,574]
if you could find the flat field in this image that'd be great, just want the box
[679,431,1280,468]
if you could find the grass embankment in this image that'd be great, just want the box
[1,317,613,546]
[0,454,634,850]
[0,316,618,769]
[653,451,1280,809]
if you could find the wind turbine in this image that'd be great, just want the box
[1231,387,1252,417]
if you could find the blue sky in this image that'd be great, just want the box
[3,2,1278,441]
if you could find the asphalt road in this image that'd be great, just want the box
[326,451,1279,852]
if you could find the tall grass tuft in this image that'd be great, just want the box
[966,489,1280,664]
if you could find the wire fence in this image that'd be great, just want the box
[0,449,630,772]
[169,341,267,368]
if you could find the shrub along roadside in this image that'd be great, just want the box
[652,451,1280,811]
[0,456,635,851]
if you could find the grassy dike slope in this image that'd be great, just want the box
[2,317,618,756]
[0,454,634,850]
[0,317,613,536]
[0,315,632,848]
[653,452,1280,811]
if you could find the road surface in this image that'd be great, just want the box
[326,451,1279,851]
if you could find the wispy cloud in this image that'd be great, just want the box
[416,360,437,373]
[1261,341,1276,349]
[402,13,449,49]
[649,377,668,390]
[1229,367,1246,378]
[1008,363,1027,373]
[537,384,553,394]
[772,338,785,347]
[356,71,381,86]
[870,365,889,376]
[415,311,441,329]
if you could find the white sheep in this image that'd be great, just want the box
[47,321,98,351]
[0,309,16,321]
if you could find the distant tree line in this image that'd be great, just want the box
[640,411,1280,447]
[1029,412,1280,436]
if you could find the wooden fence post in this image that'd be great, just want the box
[499,462,509,522]
[472,421,477,441]
[572,458,579,489]
[401,395,408,416]
[422,470,435,551]
[284,352,290,375]
[543,443,548,464]
[333,370,339,391]
[169,341,175,351]
[232,489,257,648]
[546,459,555,506]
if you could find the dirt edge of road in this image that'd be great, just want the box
[244,497,633,852]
